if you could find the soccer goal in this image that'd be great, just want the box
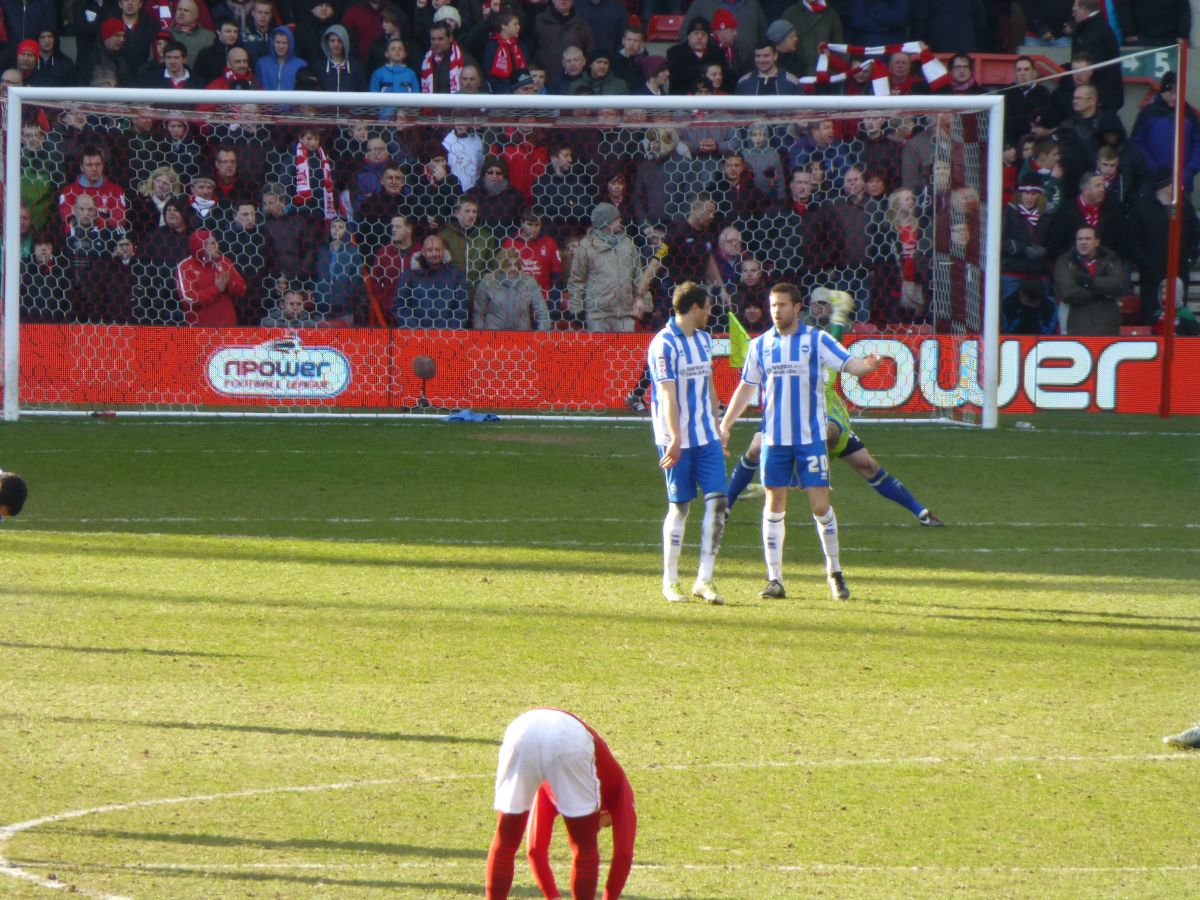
[2,88,1002,426]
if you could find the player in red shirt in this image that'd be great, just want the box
[486,708,636,900]
[501,208,562,299]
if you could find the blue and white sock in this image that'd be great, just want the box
[727,455,757,508]
[867,468,925,518]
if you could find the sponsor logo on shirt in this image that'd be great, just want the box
[682,362,710,378]
[768,361,810,376]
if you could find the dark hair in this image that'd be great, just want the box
[162,197,192,223]
[164,40,188,56]
[80,144,104,162]
[0,473,28,517]
[624,24,646,39]
[769,281,804,305]
[672,281,711,314]
[429,21,452,39]
[489,9,518,30]
[1018,278,1045,301]
[215,15,238,30]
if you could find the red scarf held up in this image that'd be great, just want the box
[488,35,526,80]
[294,141,337,221]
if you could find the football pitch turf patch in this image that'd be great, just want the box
[1,414,1198,898]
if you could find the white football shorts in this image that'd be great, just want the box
[493,708,601,818]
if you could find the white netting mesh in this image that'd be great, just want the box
[4,92,994,418]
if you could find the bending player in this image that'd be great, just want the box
[719,282,882,601]
[648,281,727,604]
[726,288,944,527]
[0,470,28,520]
[486,708,637,900]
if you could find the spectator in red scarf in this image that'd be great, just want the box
[175,228,246,325]
[482,10,528,94]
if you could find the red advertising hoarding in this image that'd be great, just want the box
[18,325,1200,415]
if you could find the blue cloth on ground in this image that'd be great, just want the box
[443,410,502,422]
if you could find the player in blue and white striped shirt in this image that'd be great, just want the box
[719,283,881,601]
[648,282,726,605]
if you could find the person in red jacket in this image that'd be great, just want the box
[486,708,636,900]
[175,228,245,325]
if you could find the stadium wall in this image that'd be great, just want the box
[18,326,1200,416]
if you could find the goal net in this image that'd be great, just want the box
[2,88,1001,423]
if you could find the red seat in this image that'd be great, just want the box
[647,14,683,42]
[1119,293,1142,324]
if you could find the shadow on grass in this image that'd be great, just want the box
[0,641,254,659]
[882,601,1200,624]
[10,530,1199,585]
[49,826,482,859]
[26,856,692,899]
[3,584,1195,654]
[7,713,498,745]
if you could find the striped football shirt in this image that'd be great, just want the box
[648,320,718,448]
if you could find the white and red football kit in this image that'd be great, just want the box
[58,179,128,230]
[487,708,636,900]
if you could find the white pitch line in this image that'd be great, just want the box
[11,528,1200,555]
[2,753,1194,898]
[14,516,1200,529]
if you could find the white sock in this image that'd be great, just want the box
[698,492,727,581]
[663,503,688,585]
[763,509,785,582]
[814,508,840,574]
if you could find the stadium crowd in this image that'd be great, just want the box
[4,0,1197,335]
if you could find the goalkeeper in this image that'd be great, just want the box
[0,470,28,520]
[726,289,944,527]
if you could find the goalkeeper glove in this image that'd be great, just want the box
[827,290,855,327]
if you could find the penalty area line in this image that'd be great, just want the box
[2,754,1193,896]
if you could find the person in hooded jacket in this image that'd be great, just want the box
[256,25,308,89]
[317,22,368,91]
[175,227,246,325]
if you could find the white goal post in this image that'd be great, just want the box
[2,87,1002,426]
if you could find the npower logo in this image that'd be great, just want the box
[842,338,1160,411]
[206,336,351,398]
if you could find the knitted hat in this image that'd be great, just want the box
[483,155,508,175]
[711,9,737,31]
[1160,70,1177,92]
[16,39,39,57]
[686,15,710,35]
[99,18,125,41]
[1016,182,1043,193]
[433,5,461,27]
[766,19,795,44]
[591,202,619,228]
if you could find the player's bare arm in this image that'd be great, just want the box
[844,353,882,377]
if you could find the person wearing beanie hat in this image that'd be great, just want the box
[567,200,642,332]
[635,54,669,95]
[765,19,802,75]
[666,13,725,96]
[709,9,741,73]
[466,156,528,226]
[1000,178,1051,300]
[76,17,137,88]
[1131,69,1200,191]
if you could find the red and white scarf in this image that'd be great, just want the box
[1015,200,1041,230]
[421,41,463,94]
[1076,196,1100,226]
[294,141,336,221]
[802,0,826,11]
[488,36,526,81]
[805,42,950,95]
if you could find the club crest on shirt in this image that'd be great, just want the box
[656,356,669,379]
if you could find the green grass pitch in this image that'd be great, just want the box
[1,413,1198,899]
